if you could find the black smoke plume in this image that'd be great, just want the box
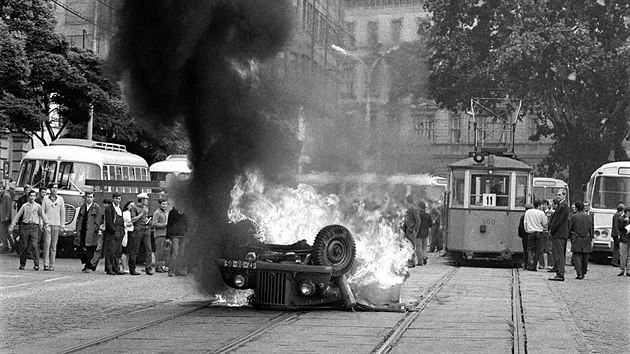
[110,0,297,294]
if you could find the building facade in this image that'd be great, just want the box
[339,0,554,176]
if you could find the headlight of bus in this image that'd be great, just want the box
[601,230,609,238]
[594,230,600,237]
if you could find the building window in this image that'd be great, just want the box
[367,21,379,47]
[369,64,381,98]
[528,115,537,137]
[344,21,356,48]
[413,109,435,141]
[303,1,314,31]
[341,63,355,99]
[391,19,402,44]
[450,114,462,143]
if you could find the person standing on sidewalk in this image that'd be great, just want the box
[524,199,547,271]
[103,193,125,275]
[129,193,152,275]
[41,183,65,271]
[165,203,188,277]
[402,195,420,267]
[417,201,432,266]
[74,191,102,273]
[120,201,134,274]
[9,190,48,270]
[549,189,570,281]
[569,201,593,279]
[0,184,14,253]
[616,206,630,276]
[611,204,624,267]
[518,204,533,269]
[151,199,169,273]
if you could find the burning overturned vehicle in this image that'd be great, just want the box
[216,170,419,311]
[216,224,359,310]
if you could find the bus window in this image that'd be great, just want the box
[470,174,510,207]
[451,173,465,206]
[592,176,630,209]
[18,160,36,186]
[28,160,57,188]
[57,162,100,191]
[515,175,528,207]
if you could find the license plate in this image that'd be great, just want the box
[223,260,257,269]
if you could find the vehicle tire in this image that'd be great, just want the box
[312,225,355,277]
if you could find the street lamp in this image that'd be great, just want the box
[331,44,398,122]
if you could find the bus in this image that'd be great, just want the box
[445,153,533,264]
[149,154,190,187]
[584,161,630,263]
[15,138,150,255]
[533,177,570,206]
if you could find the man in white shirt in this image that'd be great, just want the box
[42,183,65,271]
[524,199,548,271]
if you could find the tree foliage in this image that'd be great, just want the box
[424,0,630,199]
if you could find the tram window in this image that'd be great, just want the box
[515,176,528,207]
[452,175,465,206]
[470,174,510,207]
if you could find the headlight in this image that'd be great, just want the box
[245,252,257,262]
[233,274,246,288]
[299,281,315,296]
[594,230,600,237]
[601,230,609,237]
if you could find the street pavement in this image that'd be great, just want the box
[1,250,628,353]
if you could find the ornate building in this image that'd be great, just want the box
[339,0,553,176]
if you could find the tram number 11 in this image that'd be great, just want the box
[482,193,496,207]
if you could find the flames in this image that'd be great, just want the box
[226,169,413,290]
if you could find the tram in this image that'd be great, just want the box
[444,151,533,264]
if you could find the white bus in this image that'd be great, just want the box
[584,161,630,262]
[532,177,570,205]
[15,138,150,254]
[149,154,190,187]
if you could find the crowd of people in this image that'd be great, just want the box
[518,188,630,281]
[1,184,189,277]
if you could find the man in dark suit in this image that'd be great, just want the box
[549,189,570,281]
[103,193,125,275]
[569,201,593,279]
[74,191,101,272]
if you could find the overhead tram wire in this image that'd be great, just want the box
[50,0,115,34]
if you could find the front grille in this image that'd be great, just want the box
[65,204,76,224]
[255,271,286,306]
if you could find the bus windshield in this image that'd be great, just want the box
[533,186,567,202]
[591,176,630,209]
[18,159,100,191]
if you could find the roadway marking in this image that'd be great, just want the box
[0,276,72,290]
[0,275,21,278]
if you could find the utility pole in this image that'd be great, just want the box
[87,0,98,140]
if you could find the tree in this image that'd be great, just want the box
[424,0,630,200]
[0,0,127,145]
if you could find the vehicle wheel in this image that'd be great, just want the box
[312,225,355,277]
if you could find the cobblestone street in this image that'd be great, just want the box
[1,251,629,353]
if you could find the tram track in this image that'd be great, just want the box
[60,300,217,354]
[55,266,528,354]
[372,266,527,354]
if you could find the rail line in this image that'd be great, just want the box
[60,300,217,354]
[372,266,527,354]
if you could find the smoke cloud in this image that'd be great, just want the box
[110,0,297,294]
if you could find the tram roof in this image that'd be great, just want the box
[449,156,533,171]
